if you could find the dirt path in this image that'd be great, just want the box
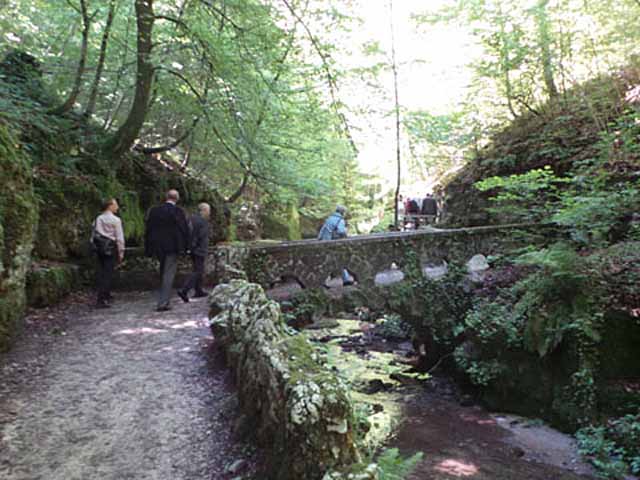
[0,292,256,480]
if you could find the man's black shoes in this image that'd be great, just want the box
[193,291,208,298]
[177,289,190,303]
[156,305,172,312]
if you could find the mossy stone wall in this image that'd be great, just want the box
[0,122,38,351]
[209,280,361,480]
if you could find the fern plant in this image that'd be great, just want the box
[377,448,424,480]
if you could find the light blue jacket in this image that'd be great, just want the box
[318,212,347,240]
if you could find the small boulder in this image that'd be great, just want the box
[374,269,405,286]
[423,262,448,280]
[466,254,490,283]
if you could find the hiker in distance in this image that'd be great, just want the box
[178,202,211,302]
[91,198,125,309]
[144,189,190,312]
[421,192,438,225]
[318,205,354,285]
[318,205,348,241]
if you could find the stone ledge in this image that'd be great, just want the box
[209,280,362,480]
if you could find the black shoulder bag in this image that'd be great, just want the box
[91,221,117,256]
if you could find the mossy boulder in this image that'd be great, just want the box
[26,262,81,308]
[0,121,38,351]
[209,280,361,480]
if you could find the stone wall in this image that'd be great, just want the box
[211,223,554,291]
[209,280,363,480]
[0,121,38,351]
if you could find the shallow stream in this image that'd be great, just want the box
[303,318,597,480]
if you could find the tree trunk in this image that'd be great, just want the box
[497,3,517,118]
[535,0,559,99]
[105,0,154,157]
[389,0,401,228]
[84,0,117,118]
[50,0,90,115]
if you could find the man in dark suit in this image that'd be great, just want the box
[421,193,438,226]
[145,189,190,311]
[178,202,211,301]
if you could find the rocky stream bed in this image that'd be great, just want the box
[303,317,599,480]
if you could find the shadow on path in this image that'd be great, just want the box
[0,292,256,480]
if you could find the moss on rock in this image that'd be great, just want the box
[209,280,361,480]
[0,121,38,351]
[26,262,81,308]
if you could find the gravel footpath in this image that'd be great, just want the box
[0,292,257,480]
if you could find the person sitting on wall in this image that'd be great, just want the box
[178,202,211,302]
[318,205,354,286]
[91,198,125,309]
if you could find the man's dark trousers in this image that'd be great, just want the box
[97,253,117,303]
[182,254,206,296]
[158,253,178,309]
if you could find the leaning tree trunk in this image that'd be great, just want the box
[105,0,154,158]
[84,0,117,118]
[50,0,90,115]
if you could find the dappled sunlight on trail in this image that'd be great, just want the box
[434,459,479,477]
[0,292,258,480]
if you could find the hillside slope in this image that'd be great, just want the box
[442,63,640,229]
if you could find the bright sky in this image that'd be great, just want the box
[325,0,480,193]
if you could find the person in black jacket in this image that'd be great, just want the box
[144,190,191,311]
[421,193,438,225]
[178,202,211,302]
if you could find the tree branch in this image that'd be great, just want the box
[280,0,358,154]
[49,0,91,115]
[84,0,117,118]
[198,0,244,31]
[134,117,200,154]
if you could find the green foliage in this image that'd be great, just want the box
[0,0,364,224]
[374,313,412,341]
[513,243,587,357]
[376,448,423,480]
[388,251,471,350]
[284,289,330,328]
[475,166,569,223]
[473,105,640,245]
[577,416,640,479]
[454,297,521,387]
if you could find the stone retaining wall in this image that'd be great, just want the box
[209,280,364,480]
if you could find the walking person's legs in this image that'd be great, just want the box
[179,254,206,301]
[157,253,178,310]
[96,254,116,308]
[193,255,206,296]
